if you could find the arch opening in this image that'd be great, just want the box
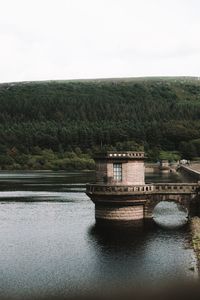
[152,201,188,229]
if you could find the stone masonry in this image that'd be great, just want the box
[86,151,200,224]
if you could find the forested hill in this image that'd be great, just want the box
[0,77,200,169]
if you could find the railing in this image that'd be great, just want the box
[86,183,199,195]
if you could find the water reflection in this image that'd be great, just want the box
[88,222,195,287]
[89,221,151,250]
[153,202,188,229]
[0,171,197,298]
[145,171,194,183]
[0,170,94,193]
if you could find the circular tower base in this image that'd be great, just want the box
[95,204,144,224]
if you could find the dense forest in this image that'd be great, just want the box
[0,77,200,170]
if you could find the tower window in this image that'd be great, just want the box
[113,163,122,182]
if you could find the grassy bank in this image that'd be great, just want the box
[190,217,200,272]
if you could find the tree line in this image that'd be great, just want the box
[0,77,200,169]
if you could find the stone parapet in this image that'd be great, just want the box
[95,151,145,160]
[86,183,199,196]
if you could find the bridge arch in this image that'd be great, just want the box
[152,200,189,228]
[144,194,192,220]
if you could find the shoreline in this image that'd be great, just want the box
[190,217,200,275]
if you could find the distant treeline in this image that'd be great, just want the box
[0,77,200,169]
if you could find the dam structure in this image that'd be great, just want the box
[86,151,200,224]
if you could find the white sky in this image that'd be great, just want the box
[0,0,200,83]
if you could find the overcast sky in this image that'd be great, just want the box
[0,0,200,83]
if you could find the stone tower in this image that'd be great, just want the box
[95,151,145,185]
[86,151,200,225]
[86,151,146,224]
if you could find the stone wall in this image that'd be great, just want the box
[95,159,107,183]
[95,204,144,221]
[89,192,199,223]
[106,160,145,185]
[126,160,144,185]
[107,162,113,181]
[179,165,200,181]
[144,194,194,219]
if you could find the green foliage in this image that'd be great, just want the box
[159,151,181,161]
[0,154,14,166]
[0,77,200,168]
[0,148,95,170]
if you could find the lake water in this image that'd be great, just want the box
[0,171,197,299]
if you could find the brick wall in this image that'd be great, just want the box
[125,161,145,185]
[95,159,145,185]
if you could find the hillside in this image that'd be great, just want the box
[0,77,200,169]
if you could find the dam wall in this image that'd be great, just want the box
[179,165,200,181]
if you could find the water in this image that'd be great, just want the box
[0,171,197,299]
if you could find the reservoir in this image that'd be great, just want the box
[0,171,197,299]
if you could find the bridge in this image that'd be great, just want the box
[86,151,200,224]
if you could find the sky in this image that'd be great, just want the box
[0,0,200,83]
